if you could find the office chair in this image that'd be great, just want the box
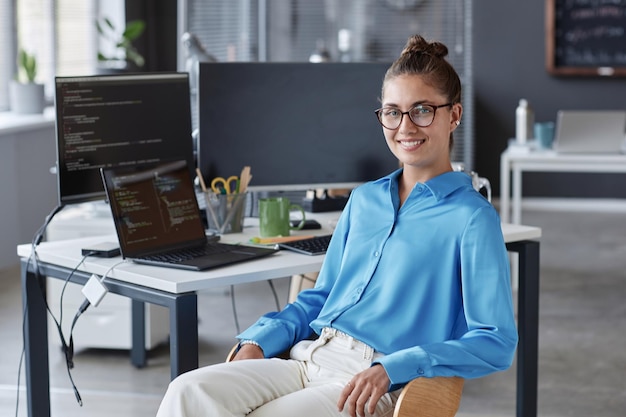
[226,345,464,417]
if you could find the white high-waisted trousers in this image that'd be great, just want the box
[156,328,400,417]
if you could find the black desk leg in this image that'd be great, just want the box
[511,241,540,417]
[131,299,147,368]
[21,259,51,417]
[168,293,198,380]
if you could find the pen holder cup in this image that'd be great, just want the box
[204,192,247,234]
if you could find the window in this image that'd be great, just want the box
[1,0,122,111]
[55,0,99,77]
[0,0,15,111]
[180,0,475,169]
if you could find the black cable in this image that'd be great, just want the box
[15,349,24,417]
[31,251,89,369]
[16,204,96,413]
[27,249,90,405]
[59,252,97,345]
[59,258,122,406]
[31,204,65,247]
[15,278,29,417]
[267,279,281,311]
[230,285,240,334]
[18,204,120,412]
[64,299,91,406]
[16,204,65,416]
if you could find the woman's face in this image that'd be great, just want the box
[380,74,462,180]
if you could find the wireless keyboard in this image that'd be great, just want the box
[278,234,332,256]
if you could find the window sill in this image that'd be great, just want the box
[0,107,55,136]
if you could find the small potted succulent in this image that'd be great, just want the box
[9,49,45,114]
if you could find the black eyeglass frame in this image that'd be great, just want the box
[374,102,454,130]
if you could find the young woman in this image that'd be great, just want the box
[156,34,517,417]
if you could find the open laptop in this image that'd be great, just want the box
[553,110,626,154]
[100,160,277,271]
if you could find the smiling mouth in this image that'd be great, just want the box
[399,139,426,147]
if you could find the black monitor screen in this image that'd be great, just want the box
[54,72,194,205]
[197,62,399,192]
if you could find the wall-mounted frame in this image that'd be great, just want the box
[546,0,626,77]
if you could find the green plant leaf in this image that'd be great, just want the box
[123,20,145,41]
[97,52,115,62]
[103,17,115,31]
[126,49,145,68]
[18,49,37,83]
[96,17,146,68]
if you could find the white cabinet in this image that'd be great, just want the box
[46,202,169,351]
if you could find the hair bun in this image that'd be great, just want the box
[401,34,448,59]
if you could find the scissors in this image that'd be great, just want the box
[210,175,239,194]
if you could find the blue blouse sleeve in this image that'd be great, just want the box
[236,196,353,358]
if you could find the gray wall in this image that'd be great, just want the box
[473,0,626,198]
[0,121,58,269]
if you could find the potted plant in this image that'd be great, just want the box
[96,17,146,72]
[9,49,45,114]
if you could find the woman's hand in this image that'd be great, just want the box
[231,344,264,361]
[337,364,390,417]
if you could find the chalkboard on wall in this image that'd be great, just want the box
[546,0,626,76]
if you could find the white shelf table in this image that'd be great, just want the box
[500,148,626,224]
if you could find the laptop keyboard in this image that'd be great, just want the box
[139,243,232,264]
[278,234,332,256]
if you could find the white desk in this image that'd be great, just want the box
[500,148,626,224]
[18,215,541,417]
[24,213,338,294]
[21,217,539,294]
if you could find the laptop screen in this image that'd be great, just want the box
[554,110,626,154]
[101,160,207,258]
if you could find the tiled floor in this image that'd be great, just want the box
[1,209,625,416]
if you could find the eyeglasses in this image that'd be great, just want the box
[374,103,453,130]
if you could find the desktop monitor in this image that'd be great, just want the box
[197,62,399,192]
[54,72,195,205]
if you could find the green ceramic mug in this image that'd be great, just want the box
[258,197,306,237]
